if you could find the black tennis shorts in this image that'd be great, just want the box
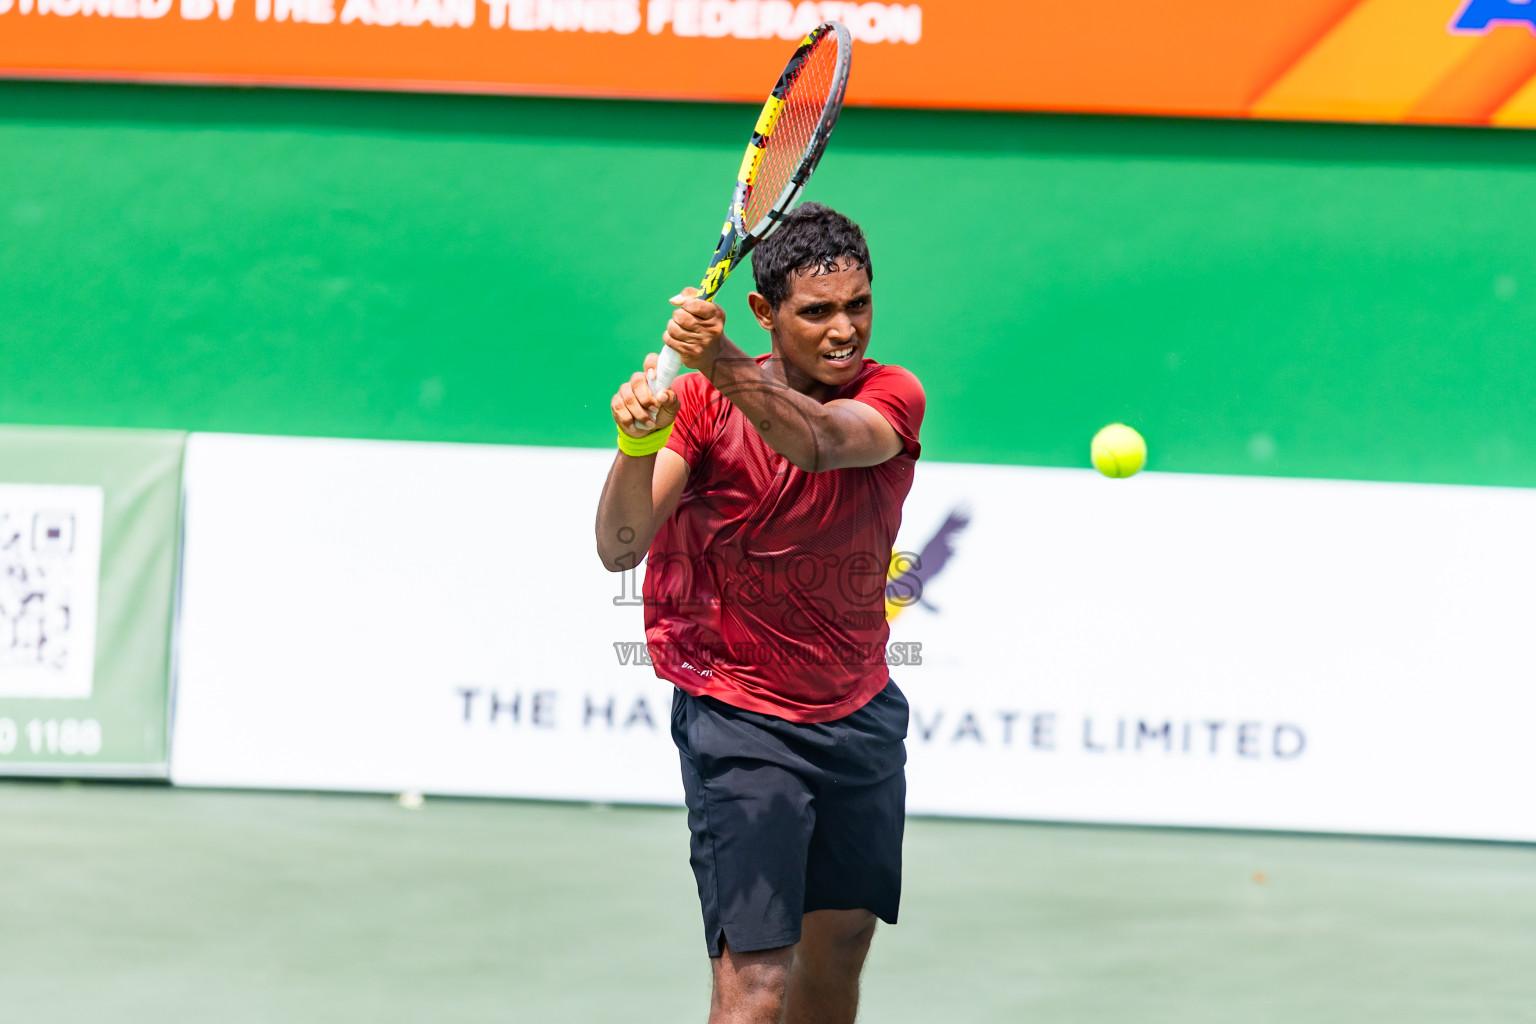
[671,679,909,957]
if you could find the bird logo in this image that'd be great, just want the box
[884,507,971,622]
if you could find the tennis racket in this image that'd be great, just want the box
[648,20,853,398]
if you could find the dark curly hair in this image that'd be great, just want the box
[749,202,873,310]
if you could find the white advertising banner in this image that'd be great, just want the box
[172,433,1536,841]
[173,434,676,804]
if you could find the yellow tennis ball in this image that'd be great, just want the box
[1091,423,1146,478]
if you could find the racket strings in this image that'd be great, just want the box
[743,34,841,232]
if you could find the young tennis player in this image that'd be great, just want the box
[595,203,923,1024]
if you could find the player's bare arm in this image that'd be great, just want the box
[594,356,689,572]
[663,269,903,474]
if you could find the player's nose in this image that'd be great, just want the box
[827,311,856,340]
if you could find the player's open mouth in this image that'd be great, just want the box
[823,346,856,363]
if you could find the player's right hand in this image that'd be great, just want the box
[612,353,680,438]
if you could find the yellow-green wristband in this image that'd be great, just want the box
[617,423,673,457]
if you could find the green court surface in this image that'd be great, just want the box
[2,782,1532,1023]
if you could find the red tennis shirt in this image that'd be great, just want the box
[644,356,924,723]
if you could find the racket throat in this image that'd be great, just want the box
[699,219,745,302]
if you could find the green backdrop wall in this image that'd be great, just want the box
[4,81,1536,486]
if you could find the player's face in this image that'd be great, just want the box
[752,261,873,394]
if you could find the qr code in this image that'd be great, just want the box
[0,485,103,699]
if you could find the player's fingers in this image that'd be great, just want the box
[620,380,659,431]
[615,382,638,424]
[623,397,657,432]
[669,286,701,306]
[681,297,721,320]
[665,322,698,349]
[620,379,652,416]
[643,352,659,372]
[671,310,718,343]
[629,370,656,409]
[611,394,635,430]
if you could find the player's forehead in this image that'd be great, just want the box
[783,260,870,306]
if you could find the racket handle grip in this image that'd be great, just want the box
[651,346,685,397]
[645,278,715,414]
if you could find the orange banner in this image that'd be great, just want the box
[5,0,1536,126]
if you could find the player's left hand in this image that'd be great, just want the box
[612,353,679,439]
[664,287,724,374]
